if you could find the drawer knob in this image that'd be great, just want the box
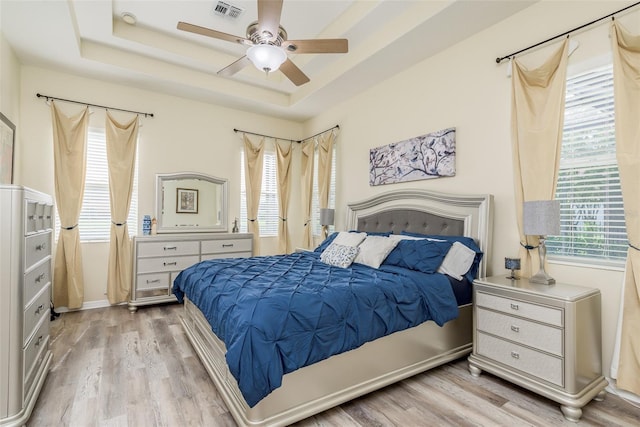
[35,335,44,347]
[36,243,46,251]
[35,304,45,315]
[163,246,177,251]
[35,273,46,283]
[163,261,177,266]
[222,243,234,248]
[510,325,520,333]
[510,303,519,310]
[510,351,520,359]
[146,279,161,284]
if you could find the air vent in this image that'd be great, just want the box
[213,1,244,19]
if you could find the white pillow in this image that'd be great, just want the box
[353,236,399,269]
[437,241,476,280]
[333,231,367,247]
[320,243,360,268]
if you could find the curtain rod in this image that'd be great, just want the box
[495,1,640,64]
[234,124,339,144]
[36,93,154,118]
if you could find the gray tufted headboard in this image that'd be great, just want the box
[346,189,494,278]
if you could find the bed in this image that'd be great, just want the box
[175,189,493,426]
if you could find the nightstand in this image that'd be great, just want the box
[468,276,607,422]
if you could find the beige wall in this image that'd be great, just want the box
[303,1,637,375]
[16,66,303,303]
[0,32,21,182]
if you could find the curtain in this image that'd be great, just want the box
[244,134,265,255]
[611,20,640,396]
[301,140,315,249]
[275,140,292,254]
[105,112,139,304]
[511,39,569,278]
[317,130,336,215]
[51,102,89,310]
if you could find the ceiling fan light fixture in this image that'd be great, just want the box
[247,44,287,74]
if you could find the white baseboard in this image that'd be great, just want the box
[54,299,125,313]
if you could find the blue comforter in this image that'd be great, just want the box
[172,251,459,407]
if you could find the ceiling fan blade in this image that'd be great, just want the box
[218,56,252,77]
[257,0,283,40]
[177,21,251,45]
[279,59,310,86]
[282,39,349,54]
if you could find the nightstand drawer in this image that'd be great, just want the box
[477,332,563,387]
[136,272,170,290]
[476,291,563,327]
[24,259,51,307]
[137,240,199,257]
[23,284,50,344]
[477,307,563,356]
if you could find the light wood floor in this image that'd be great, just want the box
[28,304,640,427]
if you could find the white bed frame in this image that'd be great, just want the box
[180,189,494,426]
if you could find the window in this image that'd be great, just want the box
[311,146,337,236]
[547,64,627,264]
[55,128,139,241]
[239,144,336,238]
[240,150,279,236]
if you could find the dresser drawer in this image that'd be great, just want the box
[477,332,563,387]
[23,315,49,398]
[137,255,200,274]
[137,240,199,257]
[201,252,252,261]
[201,238,252,255]
[24,232,51,270]
[476,291,563,327]
[23,284,50,344]
[24,259,51,306]
[137,272,170,291]
[476,307,563,356]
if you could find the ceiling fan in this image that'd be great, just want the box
[177,0,348,86]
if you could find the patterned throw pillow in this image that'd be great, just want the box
[320,243,360,268]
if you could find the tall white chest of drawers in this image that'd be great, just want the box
[0,185,53,426]
[468,276,607,422]
[129,233,253,311]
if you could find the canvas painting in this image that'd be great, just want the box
[369,127,456,186]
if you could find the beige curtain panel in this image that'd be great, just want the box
[51,102,89,310]
[244,135,265,255]
[105,112,139,304]
[611,20,640,397]
[301,140,315,249]
[275,140,292,254]
[317,130,336,212]
[511,39,569,278]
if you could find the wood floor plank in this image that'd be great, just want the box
[27,304,640,426]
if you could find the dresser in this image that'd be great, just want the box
[468,276,607,421]
[0,185,53,426]
[129,233,253,311]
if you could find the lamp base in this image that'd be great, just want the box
[529,269,556,285]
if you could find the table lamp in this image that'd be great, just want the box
[505,257,521,280]
[523,200,560,285]
[319,208,335,239]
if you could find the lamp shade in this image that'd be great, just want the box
[523,200,560,236]
[319,208,335,226]
[246,44,287,73]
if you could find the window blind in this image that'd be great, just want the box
[55,128,139,242]
[240,150,279,236]
[546,64,627,263]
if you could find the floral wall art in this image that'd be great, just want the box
[369,127,456,186]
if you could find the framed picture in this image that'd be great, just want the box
[176,188,198,214]
[0,112,15,185]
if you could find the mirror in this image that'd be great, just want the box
[155,172,228,233]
